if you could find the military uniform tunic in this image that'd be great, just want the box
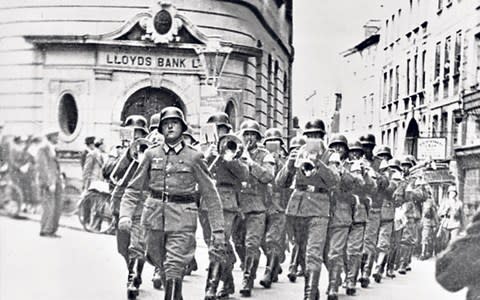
[120,141,225,279]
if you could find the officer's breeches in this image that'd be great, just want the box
[326,226,349,268]
[145,229,195,280]
[363,211,381,256]
[347,223,365,257]
[291,216,329,272]
[40,183,62,234]
[244,212,266,260]
[376,221,393,253]
[116,218,146,263]
[263,213,286,259]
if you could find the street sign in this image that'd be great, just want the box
[417,137,447,160]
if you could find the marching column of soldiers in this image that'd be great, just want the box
[97,107,436,300]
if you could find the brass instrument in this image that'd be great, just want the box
[110,138,152,186]
[294,139,325,177]
[208,133,244,171]
[129,138,152,162]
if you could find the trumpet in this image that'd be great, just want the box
[129,138,152,162]
[208,134,244,171]
[109,138,152,186]
[298,158,317,177]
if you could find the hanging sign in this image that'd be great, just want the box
[417,137,446,160]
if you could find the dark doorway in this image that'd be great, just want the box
[121,87,185,126]
[405,118,419,157]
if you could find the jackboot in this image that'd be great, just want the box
[240,256,256,297]
[204,262,222,300]
[133,259,145,288]
[373,252,387,283]
[345,255,360,296]
[164,278,183,300]
[152,267,164,290]
[260,254,278,289]
[288,245,299,282]
[327,263,340,300]
[217,267,235,299]
[359,254,373,288]
[184,257,198,276]
[126,259,138,300]
[405,247,413,272]
[398,246,409,275]
[304,270,320,300]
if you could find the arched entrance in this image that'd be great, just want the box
[121,87,185,125]
[225,100,237,131]
[405,118,420,157]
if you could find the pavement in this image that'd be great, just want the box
[0,215,467,300]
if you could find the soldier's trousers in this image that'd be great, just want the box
[325,226,349,269]
[40,183,62,234]
[242,212,266,261]
[346,223,366,282]
[199,209,211,246]
[363,211,381,258]
[262,212,287,261]
[386,229,403,270]
[145,229,195,280]
[290,216,329,272]
[117,217,146,264]
[421,225,435,246]
[232,214,246,265]
[376,221,394,253]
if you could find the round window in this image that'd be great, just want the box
[153,10,173,35]
[58,93,78,136]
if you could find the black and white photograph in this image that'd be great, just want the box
[0,0,478,299]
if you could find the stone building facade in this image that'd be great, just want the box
[0,0,293,177]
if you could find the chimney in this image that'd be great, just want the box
[364,19,381,38]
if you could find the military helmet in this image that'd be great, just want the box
[376,145,393,159]
[328,134,348,149]
[359,133,376,147]
[348,140,364,153]
[402,154,417,167]
[289,136,306,150]
[303,119,326,135]
[85,136,95,146]
[240,120,263,138]
[207,112,232,130]
[149,113,161,131]
[124,115,149,135]
[159,107,188,132]
[388,158,402,171]
[264,128,284,145]
[183,126,198,143]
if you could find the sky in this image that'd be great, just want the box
[292,0,384,122]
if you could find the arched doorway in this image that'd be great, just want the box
[225,100,237,131]
[405,118,420,157]
[121,87,185,125]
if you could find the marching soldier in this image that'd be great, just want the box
[236,120,275,297]
[344,139,376,296]
[119,107,226,300]
[285,136,307,283]
[201,112,249,299]
[276,119,340,300]
[358,134,383,288]
[259,128,288,289]
[325,136,365,300]
[420,192,438,260]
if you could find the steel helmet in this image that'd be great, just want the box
[289,136,306,150]
[348,140,364,153]
[264,128,284,145]
[328,134,348,149]
[159,107,188,132]
[388,158,402,172]
[124,115,149,135]
[402,154,417,167]
[376,145,393,160]
[359,133,376,147]
[149,113,161,131]
[303,119,326,135]
[183,126,198,143]
[207,112,232,130]
[240,120,263,138]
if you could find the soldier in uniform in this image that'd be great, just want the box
[325,136,365,300]
[80,136,96,170]
[259,128,288,289]
[276,119,340,300]
[285,136,307,284]
[119,107,226,300]
[236,120,275,297]
[201,112,249,299]
[420,193,438,260]
[344,139,376,296]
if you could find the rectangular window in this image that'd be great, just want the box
[389,69,393,102]
[267,55,273,127]
[444,36,451,78]
[441,112,448,137]
[414,54,418,92]
[452,110,460,145]
[395,65,400,99]
[454,31,462,94]
[382,131,385,144]
[422,50,426,89]
[432,115,439,137]
[407,58,411,95]
[383,72,388,105]
[435,42,441,79]
[387,129,391,146]
[385,20,389,45]
[393,127,398,151]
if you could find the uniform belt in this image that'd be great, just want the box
[296,185,328,193]
[217,182,235,188]
[150,190,196,204]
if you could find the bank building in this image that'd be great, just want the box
[0,0,294,179]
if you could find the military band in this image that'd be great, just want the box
[97,106,432,300]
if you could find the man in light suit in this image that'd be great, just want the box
[37,128,63,238]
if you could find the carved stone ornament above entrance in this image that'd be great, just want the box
[144,2,181,44]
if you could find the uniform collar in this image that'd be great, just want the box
[163,140,184,154]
